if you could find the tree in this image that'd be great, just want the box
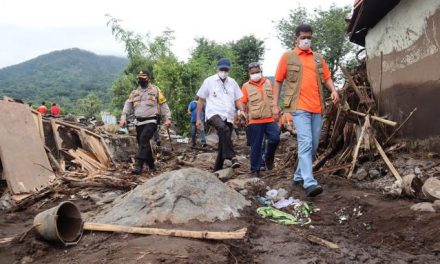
[77,93,102,118]
[230,35,265,86]
[275,4,356,83]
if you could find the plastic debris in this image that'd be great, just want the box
[274,197,299,209]
[256,207,298,225]
[266,189,278,200]
[256,195,272,206]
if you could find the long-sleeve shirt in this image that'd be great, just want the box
[121,85,171,122]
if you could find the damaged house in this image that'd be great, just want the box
[347,0,440,150]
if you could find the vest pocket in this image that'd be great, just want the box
[284,89,295,107]
[287,65,300,82]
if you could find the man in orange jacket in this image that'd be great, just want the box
[273,24,340,197]
[241,62,280,177]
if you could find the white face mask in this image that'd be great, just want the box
[250,72,262,82]
[218,71,229,79]
[298,39,312,50]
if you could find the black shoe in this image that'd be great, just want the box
[251,171,260,177]
[132,159,143,175]
[293,179,304,188]
[264,156,274,170]
[231,158,240,169]
[305,185,323,197]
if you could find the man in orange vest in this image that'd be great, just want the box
[273,24,340,197]
[241,62,280,177]
[36,102,48,116]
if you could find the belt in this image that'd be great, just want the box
[136,116,157,122]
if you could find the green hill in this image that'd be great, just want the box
[0,48,128,112]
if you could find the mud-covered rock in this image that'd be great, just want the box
[92,168,250,226]
[410,202,436,213]
[214,168,234,181]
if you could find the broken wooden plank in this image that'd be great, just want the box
[384,107,417,145]
[79,131,111,167]
[349,110,397,127]
[373,136,402,183]
[83,222,247,240]
[0,101,55,194]
[31,109,45,141]
[348,116,370,179]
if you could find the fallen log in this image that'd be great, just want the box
[83,222,247,240]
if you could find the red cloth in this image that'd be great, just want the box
[50,105,61,116]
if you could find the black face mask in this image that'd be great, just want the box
[139,80,148,88]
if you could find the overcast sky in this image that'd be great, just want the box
[0,0,353,74]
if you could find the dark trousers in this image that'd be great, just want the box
[135,122,157,168]
[208,115,235,171]
[248,122,280,172]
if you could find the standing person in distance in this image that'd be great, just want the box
[188,96,207,148]
[196,58,246,172]
[273,24,340,197]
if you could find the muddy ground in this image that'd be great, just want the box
[1,134,440,264]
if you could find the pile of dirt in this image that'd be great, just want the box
[91,168,250,226]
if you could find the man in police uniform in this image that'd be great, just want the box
[119,70,172,175]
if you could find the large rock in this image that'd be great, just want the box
[422,177,440,201]
[92,168,250,226]
[205,134,219,148]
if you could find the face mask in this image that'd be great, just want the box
[250,73,262,82]
[139,80,148,88]
[298,39,311,50]
[218,71,229,79]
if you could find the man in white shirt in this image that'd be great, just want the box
[196,58,246,171]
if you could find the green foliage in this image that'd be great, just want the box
[77,93,102,118]
[107,16,266,134]
[0,48,127,113]
[275,4,357,83]
[230,35,265,86]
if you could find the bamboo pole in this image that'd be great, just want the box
[348,116,370,179]
[349,110,397,127]
[373,136,402,183]
[83,222,247,240]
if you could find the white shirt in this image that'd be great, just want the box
[197,74,242,123]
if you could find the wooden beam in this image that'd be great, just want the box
[83,222,247,240]
[373,136,402,183]
[349,110,397,127]
[348,116,370,179]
